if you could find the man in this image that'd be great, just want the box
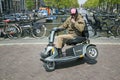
[56,8,85,57]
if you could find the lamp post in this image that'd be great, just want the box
[0,0,3,14]
[21,0,25,12]
[36,0,38,9]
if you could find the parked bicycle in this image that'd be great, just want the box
[0,19,21,39]
[87,12,120,38]
[16,20,47,38]
[113,15,120,37]
[98,14,120,37]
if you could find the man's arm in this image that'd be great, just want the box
[74,17,85,32]
[59,17,70,29]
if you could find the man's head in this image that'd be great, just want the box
[70,8,78,19]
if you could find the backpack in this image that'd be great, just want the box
[82,14,95,38]
[82,20,89,38]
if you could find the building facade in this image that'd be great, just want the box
[0,0,25,14]
[0,0,45,14]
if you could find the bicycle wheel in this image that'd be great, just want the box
[4,24,21,39]
[116,26,120,37]
[16,24,23,37]
[32,24,47,38]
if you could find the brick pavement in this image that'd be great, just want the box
[0,44,120,80]
[0,36,120,80]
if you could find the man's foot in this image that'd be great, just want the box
[59,53,63,57]
[57,48,63,57]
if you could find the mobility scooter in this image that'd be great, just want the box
[40,26,98,71]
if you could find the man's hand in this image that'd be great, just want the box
[71,18,75,24]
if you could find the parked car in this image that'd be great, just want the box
[46,15,57,22]
[37,10,48,18]
[52,8,66,15]
[20,14,30,21]
[4,14,16,22]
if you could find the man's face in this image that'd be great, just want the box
[71,13,77,19]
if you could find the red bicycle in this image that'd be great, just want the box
[0,19,21,39]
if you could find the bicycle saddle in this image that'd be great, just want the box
[3,19,10,23]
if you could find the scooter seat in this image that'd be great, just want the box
[66,37,87,45]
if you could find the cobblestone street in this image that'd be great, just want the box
[0,44,120,80]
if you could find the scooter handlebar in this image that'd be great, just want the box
[52,27,64,32]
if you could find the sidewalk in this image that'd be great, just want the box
[0,36,120,46]
[90,37,120,45]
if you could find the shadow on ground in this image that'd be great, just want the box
[55,58,97,70]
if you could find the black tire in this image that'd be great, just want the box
[41,49,55,71]
[43,61,55,72]
[101,22,107,30]
[32,24,47,38]
[116,26,120,37]
[85,46,98,60]
[4,24,21,39]
[16,24,23,37]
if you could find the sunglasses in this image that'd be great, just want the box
[71,14,76,16]
[71,14,76,18]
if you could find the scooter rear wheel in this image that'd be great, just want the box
[85,46,98,60]
[43,61,55,72]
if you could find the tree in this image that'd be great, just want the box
[84,0,120,8]
[25,0,35,10]
[43,0,79,8]
[83,0,120,13]
[25,0,80,10]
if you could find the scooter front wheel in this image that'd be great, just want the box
[43,61,55,72]
[85,46,98,60]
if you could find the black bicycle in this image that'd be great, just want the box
[17,20,47,38]
[115,17,120,37]
[101,14,120,37]
[89,13,120,38]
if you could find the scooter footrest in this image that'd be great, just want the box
[54,56,80,62]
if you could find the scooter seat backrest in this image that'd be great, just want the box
[66,37,87,45]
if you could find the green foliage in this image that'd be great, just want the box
[111,0,120,4]
[25,0,80,10]
[84,0,99,8]
[25,0,34,10]
[43,0,79,8]
[84,0,120,8]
